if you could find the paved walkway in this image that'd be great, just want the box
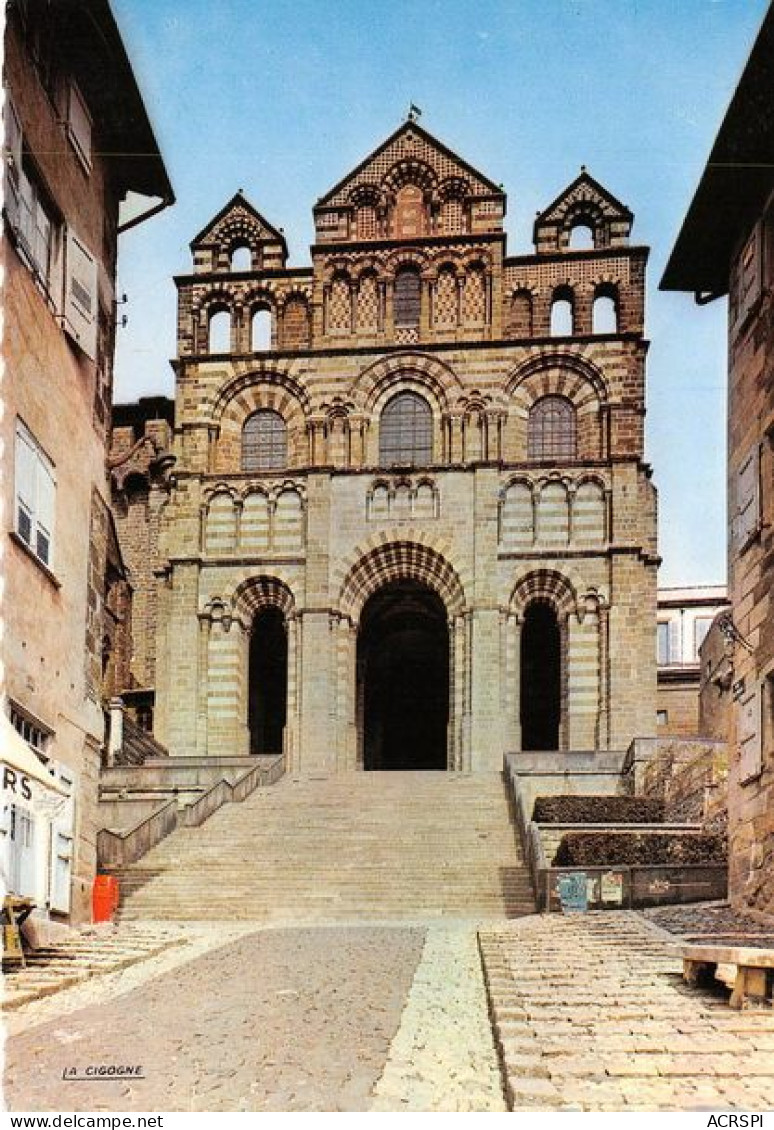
[5,925,425,1112]
[371,923,506,1111]
[479,912,774,1111]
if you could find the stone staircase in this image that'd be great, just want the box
[108,771,535,922]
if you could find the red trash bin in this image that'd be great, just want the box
[92,874,119,923]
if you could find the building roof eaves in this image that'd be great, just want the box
[660,5,774,295]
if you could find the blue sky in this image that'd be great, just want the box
[111,0,769,587]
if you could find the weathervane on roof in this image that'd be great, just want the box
[407,103,422,123]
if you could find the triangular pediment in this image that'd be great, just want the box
[315,121,504,210]
[537,170,632,227]
[190,192,287,254]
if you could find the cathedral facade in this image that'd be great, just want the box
[152,122,658,774]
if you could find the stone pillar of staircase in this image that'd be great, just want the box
[297,472,337,775]
[470,466,502,772]
[298,611,337,775]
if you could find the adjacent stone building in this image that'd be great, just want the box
[662,4,774,916]
[656,585,729,738]
[2,0,172,921]
[149,121,658,776]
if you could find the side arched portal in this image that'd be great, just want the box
[520,601,561,750]
[248,606,287,754]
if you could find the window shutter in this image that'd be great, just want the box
[48,766,74,914]
[64,228,97,359]
[739,686,763,784]
[734,445,761,550]
[4,100,22,230]
[67,82,92,171]
[15,425,36,547]
[35,459,55,566]
[732,222,763,333]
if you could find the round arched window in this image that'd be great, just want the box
[379,392,432,466]
[242,410,287,471]
[394,268,421,329]
[528,396,577,460]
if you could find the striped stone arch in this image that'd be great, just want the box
[211,368,309,474]
[460,248,492,270]
[243,284,277,311]
[382,158,438,195]
[509,567,581,620]
[509,566,609,621]
[351,351,464,415]
[191,284,239,316]
[276,283,313,311]
[336,536,468,621]
[210,365,311,423]
[428,254,465,280]
[202,481,239,505]
[385,246,431,275]
[505,349,609,407]
[231,575,296,627]
[504,350,608,462]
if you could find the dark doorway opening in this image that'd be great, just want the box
[520,601,561,750]
[248,607,287,754]
[358,580,449,771]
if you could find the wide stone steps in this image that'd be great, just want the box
[111,771,535,922]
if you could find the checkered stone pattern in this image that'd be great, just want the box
[440,198,465,235]
[328,277,352,334]
[434,269,458,328]
[357,274,379,331]
[463,267,486,326]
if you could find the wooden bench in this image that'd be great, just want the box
[682,942,774,1009]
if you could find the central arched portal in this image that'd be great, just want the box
[248,606,288,754]
[357,580,449,771]
[520,600,561,750]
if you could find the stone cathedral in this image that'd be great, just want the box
[145,121,658,774]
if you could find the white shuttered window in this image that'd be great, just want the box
[64,228,98,359]
[15,421,55,568]
[734,444,761,551]
[66,81,92,171]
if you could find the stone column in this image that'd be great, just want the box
[566,605,601,751]
[503,611,522,753]
[297,472,336,774]
[470,607,502,771]
[195,611,210,756]
[285,613,300,773]
[206,612,249,757]
[449,614,466,770]
[155,562,201,756]
[297,611,336,774]
[597,604,610,749]
[332,614,357,772]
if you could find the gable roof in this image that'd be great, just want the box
[315,120,505,209]
[190,191,287,255]
[536,170,633,227]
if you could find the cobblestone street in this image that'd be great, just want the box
[4,925,425,1112]
[480,912,774,1111]
[5,912,774,1113]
